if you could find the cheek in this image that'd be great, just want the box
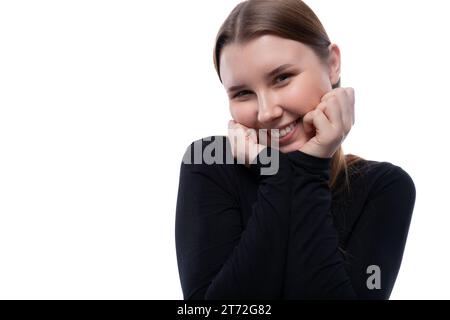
[285,75,326,113]
[229,104,255,126]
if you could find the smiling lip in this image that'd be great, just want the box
[278,120,298,144]
[267,118,300,145]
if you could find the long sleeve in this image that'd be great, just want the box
[343,164,416,299]
[175,139,293,299]
[282,150,356,299]
[282,150,416,299]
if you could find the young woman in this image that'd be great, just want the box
[175,0,416,299]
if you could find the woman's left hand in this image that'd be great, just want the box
[299,87,355,159]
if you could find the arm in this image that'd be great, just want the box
[175,139,293,299]
[343,165,416,299]
[282,151,415,299]
[282,150,356,299]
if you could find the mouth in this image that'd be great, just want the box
[267,117,301,145]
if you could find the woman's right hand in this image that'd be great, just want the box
[228,120,266,167]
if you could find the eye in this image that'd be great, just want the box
[232,73,293,99]
[234,90,252,98]
[275,73,292,84]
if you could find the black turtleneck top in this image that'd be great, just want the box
[175,135,416,299]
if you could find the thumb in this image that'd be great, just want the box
[302,111,315,136]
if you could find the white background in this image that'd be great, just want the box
[0,0,448,299]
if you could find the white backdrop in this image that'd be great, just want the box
[0,0,448,299]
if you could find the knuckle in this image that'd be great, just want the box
[317,102,327,111]
[346,87,355,99]
[327,96,338,103]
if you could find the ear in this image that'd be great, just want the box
[327,43,341,86]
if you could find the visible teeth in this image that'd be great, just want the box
[271,120,297,138]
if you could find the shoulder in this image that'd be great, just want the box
[181,135,234,167]
[346,155,416,205]
[179,135,241,189]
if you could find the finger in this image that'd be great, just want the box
[345,88,355,125]
[228,125,238,146]
[321,88,350,117]
[316,99,341,131]
[229,121,245,137]
[338,88,354,128]
[328,88,349,118]
[323,90,352,132]
[321,88,355,132]
[228,121,243,149]
[320,88,337,102]
[303,108,332,136]
[302,110,315,136]
[345,87,355,107]
[331,93,351,131]
[313,109,333,135]
[321,87,348,102]
[247,128,258,145]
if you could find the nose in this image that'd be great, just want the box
[257,92,283,125]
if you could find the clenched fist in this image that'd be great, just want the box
[300,87,355,159]
[228,120,266,167]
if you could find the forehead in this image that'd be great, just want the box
[220,34,313,86]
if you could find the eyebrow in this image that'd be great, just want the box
[226,63,294,94]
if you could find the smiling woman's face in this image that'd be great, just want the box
[220,34,341,153]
